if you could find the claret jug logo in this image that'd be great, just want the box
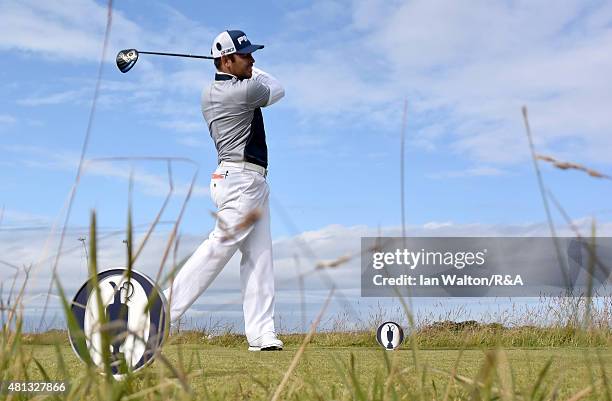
[69,268,169,378]
[376,321,404,350]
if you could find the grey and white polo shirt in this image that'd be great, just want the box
[202,68,284,169]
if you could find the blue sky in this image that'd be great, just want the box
[1,0,612,331]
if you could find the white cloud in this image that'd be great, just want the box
[272,0,612,165]
[0,114,16,125]
[84,158,208,198]
[0,0,216,66]
[17,88,90,106]
[6,218,611,330]
[159,120,205,134]
[0,208,51,227]
[271,218,612,292]
[284,0,346,29]
[0,114,17,136]
[177,136,207,148]
[422,221,453,230]
[2,144,209,198]
[0,0,142,61]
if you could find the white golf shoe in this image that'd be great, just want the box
[248,332,283,351]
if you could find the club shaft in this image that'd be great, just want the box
[138,51,213,60]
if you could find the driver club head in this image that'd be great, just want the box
[116,49,139,73]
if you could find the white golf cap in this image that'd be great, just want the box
[211,30,264,58]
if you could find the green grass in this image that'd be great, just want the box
[23,323,612,349]
[15,343,612,400]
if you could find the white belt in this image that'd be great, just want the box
[219,161,267,177]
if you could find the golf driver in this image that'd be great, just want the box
[116,49,214,73]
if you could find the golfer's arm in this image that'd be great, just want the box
[251,67,285,106]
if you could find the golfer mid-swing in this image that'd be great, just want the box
[163,30,285,351]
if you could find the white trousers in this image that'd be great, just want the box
[163,165,276,343]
